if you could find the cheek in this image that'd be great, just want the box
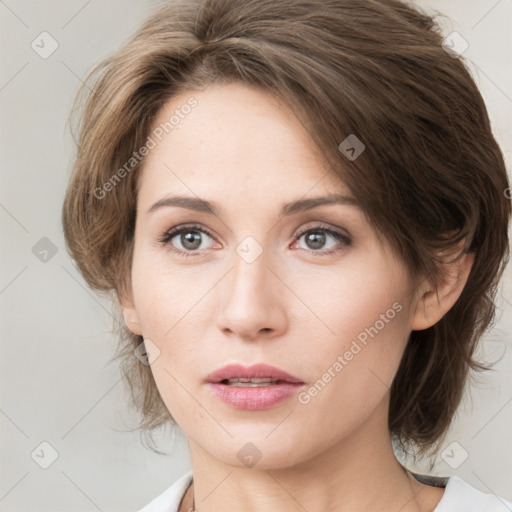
[130,248,209,336]
[292,302,409,442]
[303,295,408,392]
[129,251,218,411]
[290,251,410,352]
[292,260,411,412]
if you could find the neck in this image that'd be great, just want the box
[181,397,441,512]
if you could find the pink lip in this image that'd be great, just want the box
[205,363,305,411]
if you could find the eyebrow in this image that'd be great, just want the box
[147,193,359,217]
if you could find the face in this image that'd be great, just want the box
[123,82,424,469]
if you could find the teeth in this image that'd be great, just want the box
[227,382,278,387]
[225,378,279,387]
[229,378,276,383]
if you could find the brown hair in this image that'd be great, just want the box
[62,0,511,457]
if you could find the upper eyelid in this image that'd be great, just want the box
[295,222,350,237]
[164,221,347,235]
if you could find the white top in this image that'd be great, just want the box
[138,470,512,512]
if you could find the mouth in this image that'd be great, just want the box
[205,363,305,410]
[204,363,305,385]
[218,377,294,387]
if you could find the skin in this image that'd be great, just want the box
[121,82,474,512]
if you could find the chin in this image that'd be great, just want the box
[199,430,312,471]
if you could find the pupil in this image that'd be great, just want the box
[182,231,201,250]
[306,231,325,250]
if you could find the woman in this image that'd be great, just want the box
[62,0,511,510]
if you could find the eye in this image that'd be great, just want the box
[158,222,351,258]
[158,224,216,257]
[291,224,351,255]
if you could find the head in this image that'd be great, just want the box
[62,0,510,464]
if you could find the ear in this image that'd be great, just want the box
[119,289,143,336]
[411,243,475,331]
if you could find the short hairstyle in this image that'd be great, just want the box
[62,0,511,457]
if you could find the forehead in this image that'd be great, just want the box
[137,82,351,206]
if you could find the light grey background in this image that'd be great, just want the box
[0,1,511,510]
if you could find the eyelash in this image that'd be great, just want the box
[158,223,351,258]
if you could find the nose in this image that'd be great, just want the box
[215,249,288,342]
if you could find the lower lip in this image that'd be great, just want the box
[207,382,304,410]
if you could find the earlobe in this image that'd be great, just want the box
[122,307,143,335]
[119,292,143,336]
[411,249,475,331]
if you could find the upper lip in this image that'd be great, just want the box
[205,363,304,384]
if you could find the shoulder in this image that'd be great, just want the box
[414,473,512,512]
[137,471,193,512]
[437,475,512,512]
[136,470,512,512]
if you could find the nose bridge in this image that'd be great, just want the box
[229,239,274,307]
[216,237,286,339]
